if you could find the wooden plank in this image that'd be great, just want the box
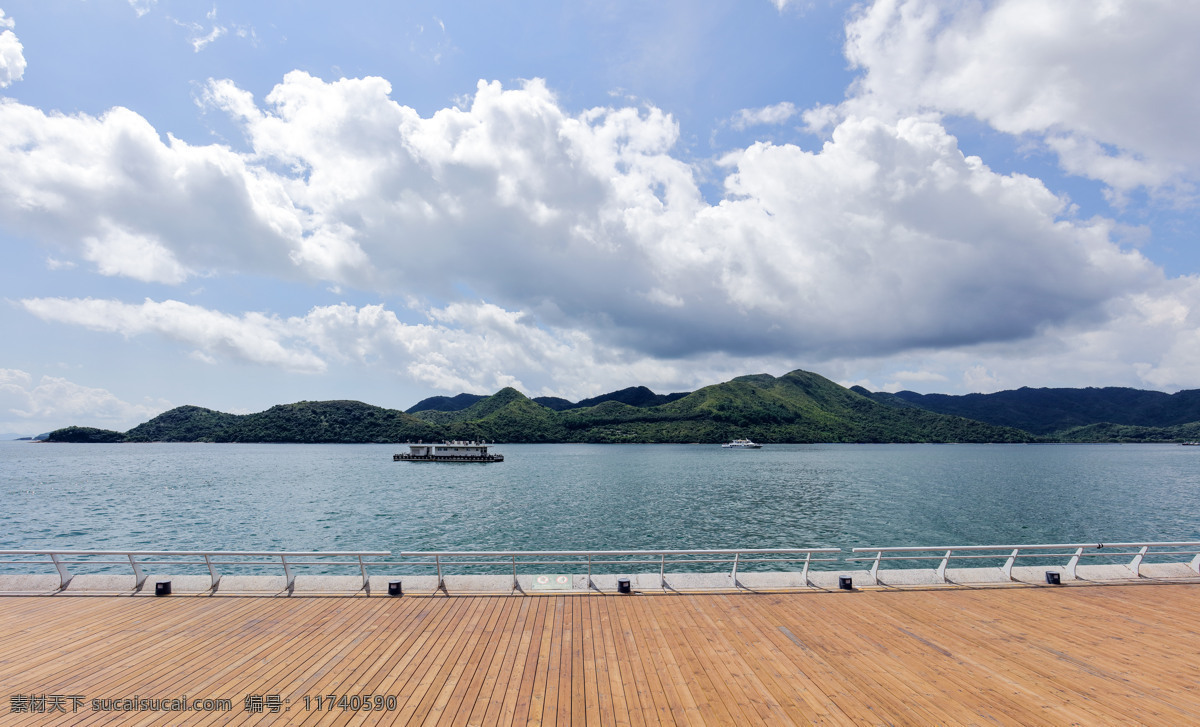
[459,596,528,727]
[585,597,619,727]
[523,596,560,727]
[506,595,550,726]
[610,595,671,726]
[4,583,1200,726]
[423,596,510,726]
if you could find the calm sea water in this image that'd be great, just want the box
[3,442,1199,564]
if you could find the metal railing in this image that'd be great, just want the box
[375,548,841,590]
[849,541,1200,585]
[0,550,391,590]
[5,542,1199,592]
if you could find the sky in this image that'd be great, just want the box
[2,0,1199,436]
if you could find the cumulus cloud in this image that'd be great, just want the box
[0,368,165,432]
[829,273,1200,395]
[0,8,26,88]
[842,0,1200,198]
[20,298,327,373]
[127,0,156,17]
[19,297,792,400]
[2,72,1160,372]
[731,101,798,130]
[0,101,301,284]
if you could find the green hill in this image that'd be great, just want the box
[46,369,1037,444]
[120,400,438,443]
[884,386,1200,439]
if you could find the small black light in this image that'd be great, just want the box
[155,581,172,596]
[617,577,631,594]
[388,580,403,596]
[1045,571,1061,585]
[838,576,853,591]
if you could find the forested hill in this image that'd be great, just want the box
[46,370,1032,444]
[870,386,1200,438]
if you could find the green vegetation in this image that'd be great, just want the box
[118,400,438,444]
[1055,422,1200,443]
[49,369,1200,444]
[44,426,127,443]
[879,386,1200,441]
[47,370,1034,444]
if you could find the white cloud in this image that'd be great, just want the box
[825,273,1200,395]
[191,24,226,53]
[1,72,1164,367]
[0,101,300,283]
[18,297,792,400]
[82,224,189,284]
[127,0,157,18]
[0,9,26,88]
[20,298,327,373]
[0,368,166,433]
[5,62,1195,393]
[842,0,1200,198]
[731,102,798,130]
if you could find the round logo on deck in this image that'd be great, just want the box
[555,575,570,585]
[535,575,550,585]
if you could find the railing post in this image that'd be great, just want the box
[1066,547,1084,580]
[204,554,219,588]
[358,554,369,590]
[512,556,518,590]
[129,554,147,589]
[436,555,444,591]
[802,552,812,586]
[1128,546,1149,577]
[587,555,593,590]
[936,550,952,583]
[281,554,294,589]
[870,551,881,585]
[1002,549,1019,580]
[49,553,70,588]
[731,552,740,584]
[660,553,666,588]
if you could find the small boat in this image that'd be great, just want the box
[394,441,504,462]
[722,439,762,449]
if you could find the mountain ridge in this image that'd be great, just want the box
[46,370,1030,444]
[42,370,1200,444]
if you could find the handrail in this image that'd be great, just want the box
[849,541,1200,585]
[381,548,841,590]
[0,548,840,591]
[4,542,1198,592]
[0,550,391,590]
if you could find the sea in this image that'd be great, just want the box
[2,441,1199,574]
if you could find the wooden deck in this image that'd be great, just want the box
[2,583,1199,725]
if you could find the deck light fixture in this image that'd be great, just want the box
[838,576,853,590]
[388,580,403,596]
[617,577,631,594]
[154,581,171,596]
[1045,571,1061,585]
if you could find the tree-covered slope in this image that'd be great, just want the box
[47,369,1036,443]
[124,405,239,442]
[116,400,437,443]
[889,386,1200,436]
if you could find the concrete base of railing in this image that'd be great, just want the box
[1,562,1197,596]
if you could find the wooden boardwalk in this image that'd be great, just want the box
[2,583,1199,725]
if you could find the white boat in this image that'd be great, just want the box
[721,439,762,449]
[394,441,504,462]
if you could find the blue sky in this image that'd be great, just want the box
[2,0,1199,435]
